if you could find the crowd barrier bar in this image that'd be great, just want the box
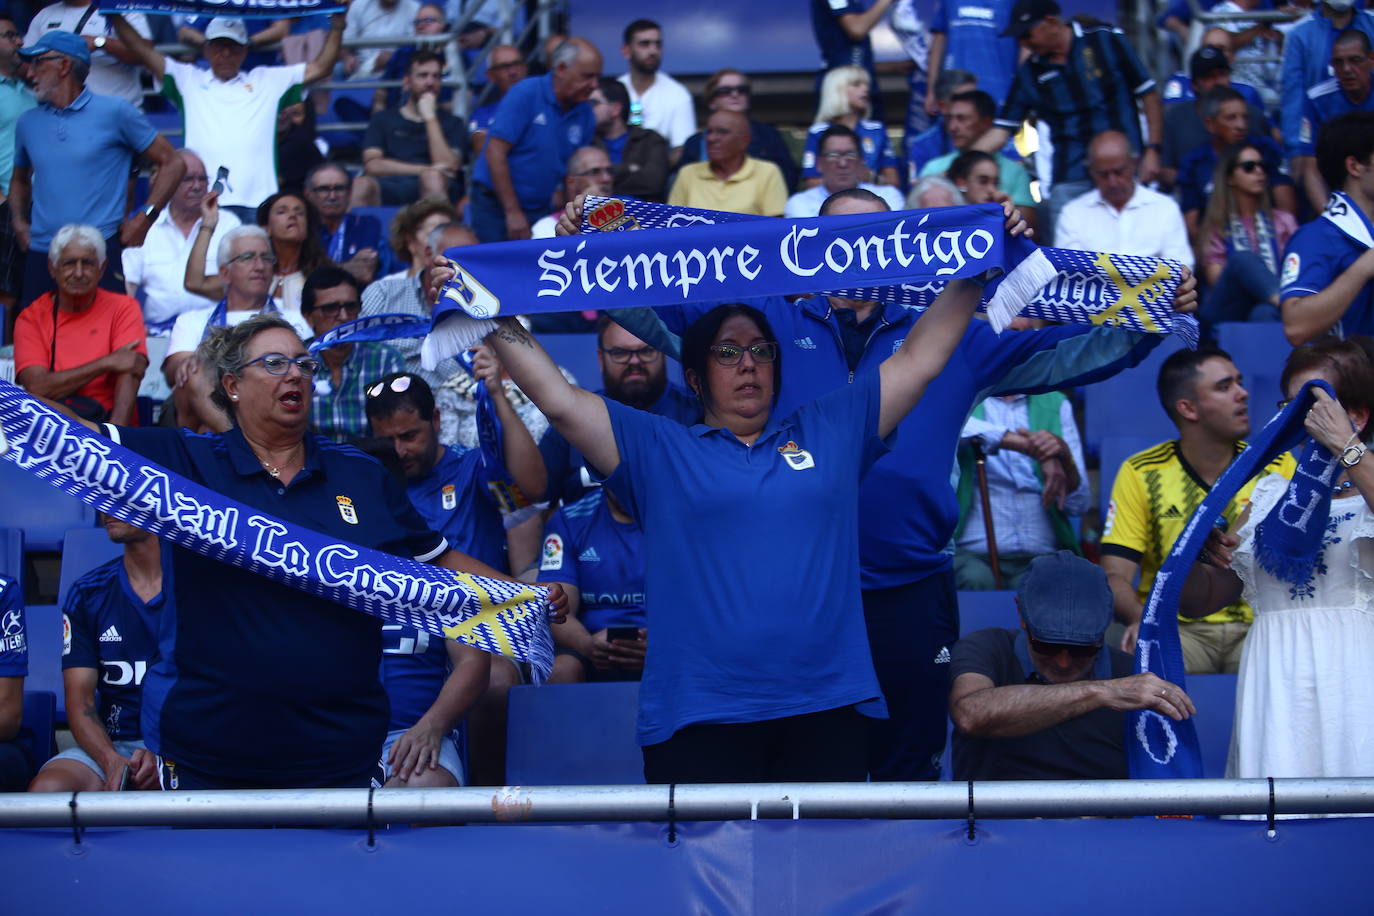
[2,778,1372,828]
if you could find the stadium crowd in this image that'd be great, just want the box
[0,0,1371,793]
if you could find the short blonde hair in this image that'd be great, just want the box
[815,65,870,124]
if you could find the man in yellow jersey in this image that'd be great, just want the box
[1101,346,1295,672]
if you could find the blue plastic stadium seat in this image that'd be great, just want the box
[538,334,604,392]
[57,527,122,608]
[1082,336,1184,462]
[506,682,642,785]
[1098,434,1170,519]
[0,527,22,584]
[1186,673,1238,778]
[23,605,64,722]
[957,590,1018,636]
[20,690,56,767]
[0,461,95,551]
[351,205,402,235]
[1215,321,1292,411]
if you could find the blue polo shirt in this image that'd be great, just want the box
[104,424,446,786]
[801,119,898,179]
[1176,135,1290,214]
[0,576,26,679]
[1280,8,1374,156]
[468,101,498,136]
[628,294,1158,591]
[930,0,1019,107]
[406,444,506,572]
[539,383,700,505]
[14,88,157,251]
[61,556,165,742]
[472,73,595,211]
[602,372,890,745]
[0,78,35,195]
[1293,79,1374,157]
[811,0,874,70]
[379,623,449,730]
[537,489,646,634]
[1280,215,1374,338]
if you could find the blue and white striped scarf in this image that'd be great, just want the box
[0,379,555,682]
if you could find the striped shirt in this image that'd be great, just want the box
[995,22,1155,185]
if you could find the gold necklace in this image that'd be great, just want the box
[256,442,303,480]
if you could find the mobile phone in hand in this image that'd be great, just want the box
[607,626,640,642]
[117,764,131,791]
[211,166,230,196]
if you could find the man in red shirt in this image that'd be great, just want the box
[15,223,146,423]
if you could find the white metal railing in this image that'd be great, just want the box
[3,778,1373,828]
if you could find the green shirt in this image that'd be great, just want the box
[0,76,35,194]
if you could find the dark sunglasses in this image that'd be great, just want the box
[1028,637,1100,659]
[712,84,750,98]
[1233,159,1267,174]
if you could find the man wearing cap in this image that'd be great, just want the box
[975,0,1163,241]
[1160,28,1266,111]
[107,13,345,221]
[10,31,185,307]
[948,551,1195,780]
[1162,46,1273,187]
[23,0,151,107]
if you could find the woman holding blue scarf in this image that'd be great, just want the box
[1183,339,1374,784]
[1195,142,1298,326]
[476,202,1029,783]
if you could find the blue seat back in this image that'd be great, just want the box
[57,528,122,608]
[0,462,94,551]
[1082,336,1183,462]
[506,682,642,785]
[1215,321,1292,414]
[1186,673,1238,778]
[22,605,63,721]
[957,590,1019,636]
[0,527,22,584]
[20,690,56,766]
[538,334,604,392]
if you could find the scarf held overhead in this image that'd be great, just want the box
[0,379,554,683]
[424,198,1196,363]
[1128,380,1333,779]
[98,0,344,17]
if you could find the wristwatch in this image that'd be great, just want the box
[1341,441,1366,468]
[92,36,106,50]
[140,203,161,221]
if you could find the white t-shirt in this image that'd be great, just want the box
[784,183,905,218]
[162,59,307,209]
[167,302,311,358]
[345,0,421,77]
[122,209,242,329]
[1053,184,1196,269]
[25,4,151,106]
[617,71,695,148]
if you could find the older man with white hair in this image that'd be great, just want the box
[13,224,147,424]
[122,149,241,335]
[162,225,310,430]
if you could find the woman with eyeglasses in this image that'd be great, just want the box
[182,188,332,313]
[473,207,1026,783]
[63,313,565,790]
[1181,339,1374,789]
[1196,142,1297,326]
[801,66,901,190]
[676,69,800,191]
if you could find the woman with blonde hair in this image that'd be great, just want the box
[801,65,900,187]
[1195,141,1297,326]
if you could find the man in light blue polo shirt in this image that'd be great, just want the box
[470,37,599,243]
[0,14,35,311]
[9,31,183,308]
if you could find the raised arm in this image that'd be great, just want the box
[483,318,620,477]
[106,13,166,80]
[470,344,547,500]
[302,12,347,84]
[183,190,226,301]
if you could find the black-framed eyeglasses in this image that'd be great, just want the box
[367,375,415,398]
[228,250,277,266]
[708,342,778,366]
[308,183,349,195]
[238,353,321,377]
[1233,160,1266,174]
[413,15,443,25]
[1028,637,1100,659]
[711,84,750,98]
[602,345,660,364]
[307,300,362,318]
[0,31,22,40]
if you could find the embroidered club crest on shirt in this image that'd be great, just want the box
[442,484,457,511]
[777,440,816,471]
[336,496,359,525]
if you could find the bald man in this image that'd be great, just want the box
[1053,131,1194,268]
[470,37,601,242]
[532,146,613,238]
[667,109,787,216]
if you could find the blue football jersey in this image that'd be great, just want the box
[537,490,647,634]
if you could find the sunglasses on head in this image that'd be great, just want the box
[367,375,415,398]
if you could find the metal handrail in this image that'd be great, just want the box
[3,778,1373,828]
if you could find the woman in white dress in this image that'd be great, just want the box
[1184,338,1374,784]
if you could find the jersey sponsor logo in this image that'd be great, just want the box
[1103,500,1117,536]
[777,440,816,471]
[62,614,71,656]
[793,336,817,350]
[568,124,583,145]
[827,0,848,10]
[541,533,564,570]
[1281,252,1300,287]
[336,495,359,525]
[533,112,548,125]
[99,625,122,643]
[956,5,994,19]
[587,592,645,606]
[0,609,24,654]
[442,484,457,511]
[101,660,147,687]
[579,546,600,563]
[381,623,431,656]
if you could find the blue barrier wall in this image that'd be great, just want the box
[5,817,1371,913]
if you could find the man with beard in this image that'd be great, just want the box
[616,19,694,159]
[538,315,700,506]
